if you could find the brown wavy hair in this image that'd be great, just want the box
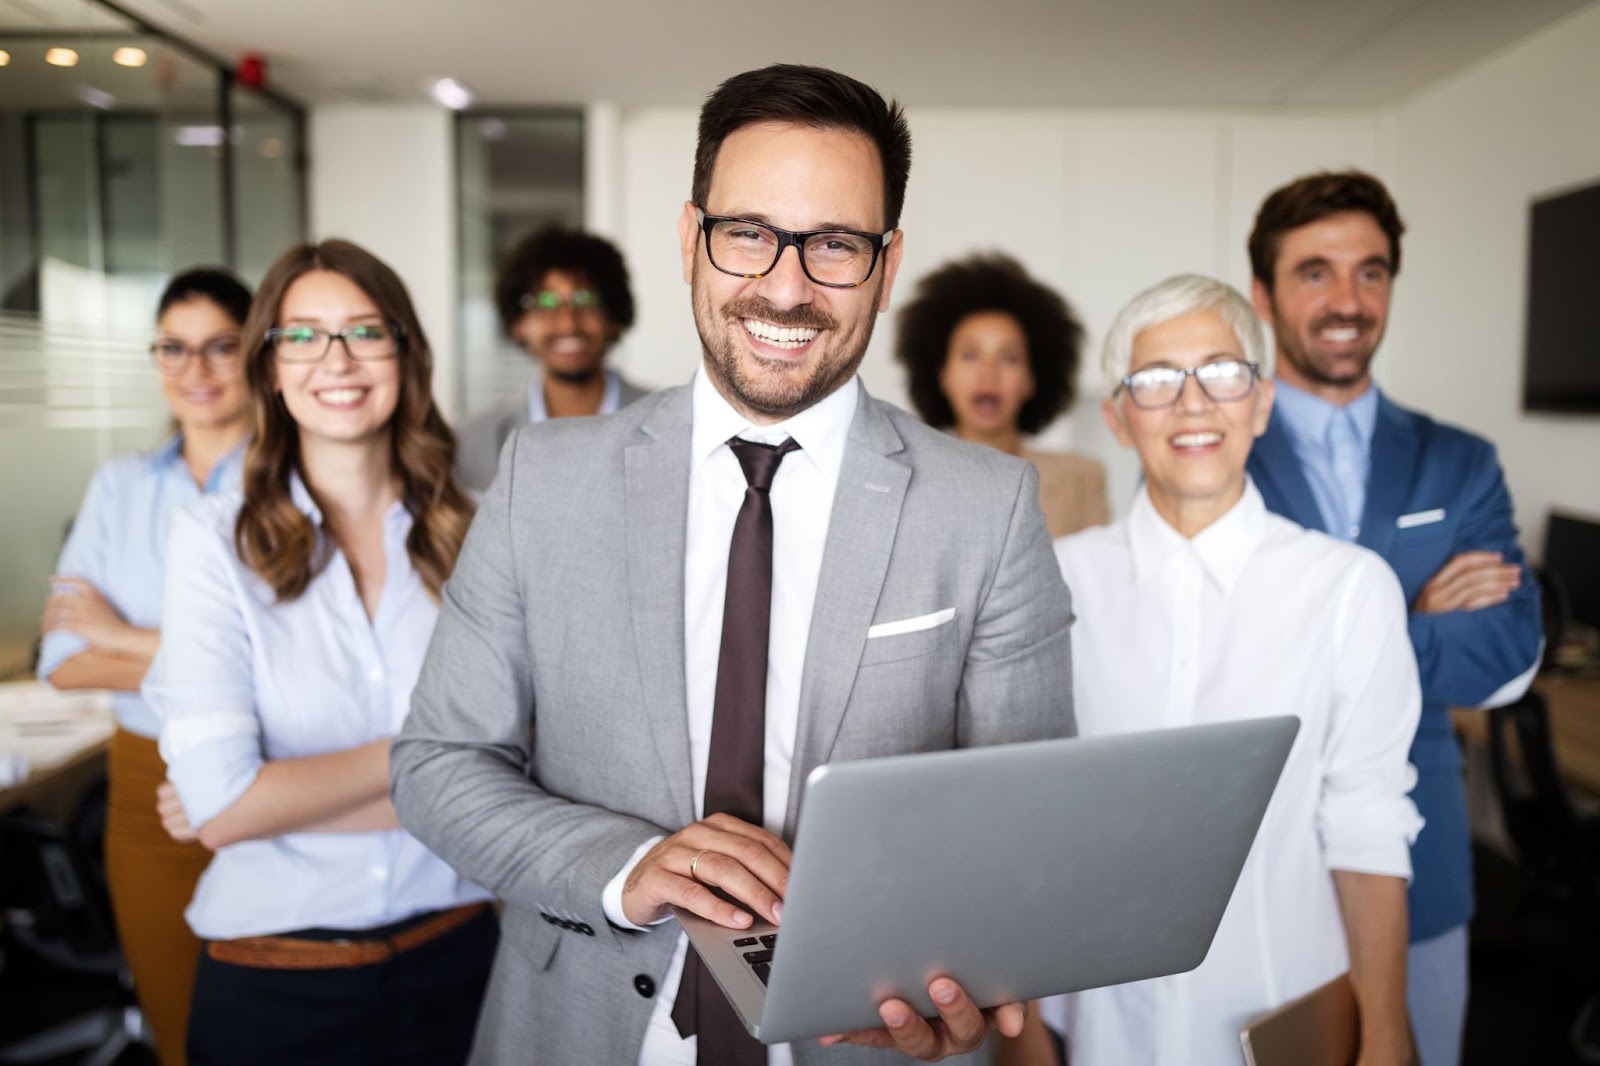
[234,239,474,602]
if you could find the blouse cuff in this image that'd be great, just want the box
[36,630,88,680]
[1319,787,1424,881]
[159,710,264,829]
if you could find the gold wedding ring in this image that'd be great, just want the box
[689,849,708,882]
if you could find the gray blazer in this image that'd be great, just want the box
[394,383,1076,1065]
[453,373,651,492]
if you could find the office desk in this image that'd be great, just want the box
[0,681,115,817]
[1453,673,1600,797]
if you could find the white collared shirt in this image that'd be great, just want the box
[144,477,490,940]
[614,366,859,1066]
[1042,480,1423,1066]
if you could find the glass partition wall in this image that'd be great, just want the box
[0,0,306,675]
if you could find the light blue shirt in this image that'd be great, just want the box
[1269,380,1380,542]
[39,437,243,737]
[142,477,490,939]
[526,364,624,422]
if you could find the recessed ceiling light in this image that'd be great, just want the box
[431,77,474,110]
[0,50,11,67]
[46,47,80,67]
[113,47,147,68]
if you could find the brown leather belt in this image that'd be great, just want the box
[205,902,490,970]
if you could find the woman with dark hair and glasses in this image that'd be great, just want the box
[38,266,252,1065]
[894,253,1108,536]
[1001,275,1421,1066]
[143,240,495,1065]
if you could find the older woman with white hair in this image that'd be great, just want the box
[1001,274,1423,1066]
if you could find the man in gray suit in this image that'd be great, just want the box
[394,63,1075,1066]
[455,224,651,491]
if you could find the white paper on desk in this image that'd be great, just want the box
[0,752,28,788]
[0,681,115,777]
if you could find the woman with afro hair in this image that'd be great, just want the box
[895,253,1108,536]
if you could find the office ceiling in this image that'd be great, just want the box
[2,0,1594,110]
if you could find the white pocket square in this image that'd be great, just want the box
[866,608,955,639]
[1396,508,1446,529]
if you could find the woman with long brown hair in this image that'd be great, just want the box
[143,240,495,1065]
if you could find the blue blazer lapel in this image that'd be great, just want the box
[1247,411,1327,533]
[1357,395,1423,560]
[783,394,909,839]
[623,390,696,829]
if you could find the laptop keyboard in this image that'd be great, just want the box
[731,933,779,984]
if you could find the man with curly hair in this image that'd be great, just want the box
[455,225,650,490]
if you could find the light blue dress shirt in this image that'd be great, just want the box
[526,364,624,422]
[39,437,243,737]
[142,476,490,939]
[1269,380,1380,542]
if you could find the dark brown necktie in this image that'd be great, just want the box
[673,435,800,1065]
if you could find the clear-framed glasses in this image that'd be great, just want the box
[150,336,242,377]
[1117,359,1260,409]
[264,323,403,364]
[518,288,604,315]
[696,207,895,289]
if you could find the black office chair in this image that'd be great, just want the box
[0,778,150,1066]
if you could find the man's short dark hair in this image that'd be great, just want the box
[692,64,912,231]
[493,225,636,337]
[1248,170,1406,292]
[894,253,1083,435]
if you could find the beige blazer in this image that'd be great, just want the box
[1023,447,1110,537]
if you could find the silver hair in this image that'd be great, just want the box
[1100,274,1267,394]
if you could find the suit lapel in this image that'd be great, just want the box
[784,395,909,838]
[624,389,696,829]
[1248,410,1329,532]
[1357,395,1422,560]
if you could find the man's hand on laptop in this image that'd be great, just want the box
[817,977,1027,1061]
[621,812,791,928]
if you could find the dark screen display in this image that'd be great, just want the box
[1523,180,1600,413]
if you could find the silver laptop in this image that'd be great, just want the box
[674,716,1299,1044]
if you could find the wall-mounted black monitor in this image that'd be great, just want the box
[1523,180,1600,413]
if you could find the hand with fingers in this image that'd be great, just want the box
[818,976,1028,1061]
[1412,551,1522,614]
[619,811,791,929]
[157,780,201,844]
[42,576,133,649]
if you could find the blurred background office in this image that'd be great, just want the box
[3,0,1600,1062]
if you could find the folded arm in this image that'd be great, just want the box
[1407,448,1541,708]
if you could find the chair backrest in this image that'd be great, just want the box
[0,776,121,975]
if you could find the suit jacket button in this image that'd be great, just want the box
[578,922,595,936]
[634,974,656,998]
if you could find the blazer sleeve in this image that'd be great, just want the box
[956,461,1077,748]
[392,435,663,943]
[1406,440,1542,708]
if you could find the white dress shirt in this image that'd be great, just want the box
[603,367,858,1066]
[1042,480,1423,1066]
[143,476,490,940]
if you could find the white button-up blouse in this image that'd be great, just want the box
[1042,479,1423,1066]
[144,476,489,940]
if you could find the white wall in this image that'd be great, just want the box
[309,104,458,416]
[1387,1,1600,553]
[601,106,1389,511]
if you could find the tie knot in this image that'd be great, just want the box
[728,436,800,491]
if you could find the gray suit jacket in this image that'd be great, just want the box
[454,372,651,492]
[394,382,1075,1065]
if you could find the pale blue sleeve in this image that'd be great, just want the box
[142,502,264,828]
[38,462,120,678]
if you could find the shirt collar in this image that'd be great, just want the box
[1126,477,1269,597]
[1272,377,1381,450]
[150,435,247,493]
[690,365,859,484]
[287,471,410,532]
[526,364,623,422]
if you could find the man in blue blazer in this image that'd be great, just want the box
[1244,171,1542,1066]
